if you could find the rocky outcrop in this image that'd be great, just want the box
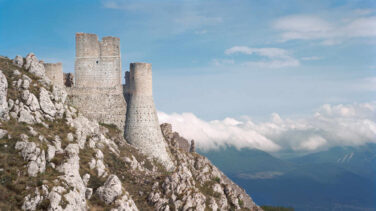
[0,70,9,121]
[96,175,122,204]
[25,53,45,78]
[0,54,262,211]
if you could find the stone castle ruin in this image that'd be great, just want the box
[45,33,174,170]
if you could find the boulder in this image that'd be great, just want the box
[96,175,123,204]
[0,129,7,139]
[13,55,23,67]
[39,87,56,117]
[18,108,35,124]
[25,53,45,78]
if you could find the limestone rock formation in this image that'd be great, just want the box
[0,70,9,121]
[0,53,262,210]
[25,53,45,78]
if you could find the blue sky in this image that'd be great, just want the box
[1,0,376,152]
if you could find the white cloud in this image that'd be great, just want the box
[224,46,300,68]
[273,13,376,44]
[158,102,376,152]
[212,59,234,66]
[301,56,321,61]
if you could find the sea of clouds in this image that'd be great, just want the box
[158,102,376,152]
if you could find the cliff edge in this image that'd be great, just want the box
[0,54,262,211]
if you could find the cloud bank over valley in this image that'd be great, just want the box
[158,102,376,153]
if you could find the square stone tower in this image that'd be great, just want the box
[67,33,127,131]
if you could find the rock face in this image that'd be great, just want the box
[25,53,45,78]
[39,87,56,117]
[0,70,9,121]
[96,175,123,204]
[0,54,262,211]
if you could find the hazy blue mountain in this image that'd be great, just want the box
[199,145,376,211]
[288,144,376,180]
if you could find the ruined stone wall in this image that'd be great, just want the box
[125,63,174,171]
[67,86,126,130]
[44,63,63,87]
[74,33,121,88]
[68,33,126,131]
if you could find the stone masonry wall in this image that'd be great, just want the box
[67,86,126,130]
[125,63,174,171]
[68,33,127,131]
[44,63,63,87]
[74,33,121,88]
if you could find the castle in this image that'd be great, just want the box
[45,33,174,170]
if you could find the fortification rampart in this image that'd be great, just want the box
[44,62,63,87]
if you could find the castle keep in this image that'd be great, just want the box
[46,33,174,170]
[68,33,127,131]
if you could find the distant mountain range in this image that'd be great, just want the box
[199,144,376,211]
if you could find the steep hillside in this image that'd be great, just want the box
[0,55,262,211]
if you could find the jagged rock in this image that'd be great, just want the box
[25,53,45,78]
[48,190,62,210]
[15,139,46,177]
[46,144,55,162]
[22,78,30,89]
[18,108,35,124]
[8,99,14,110]
[22,189,42,211]
[26,93,40,112]
[13,55,23,67]
[96,159,106,177]
[96,175,123,204]
[21,89,30,101]
[28,126,38,136]
[67,133,74,142]
[52,85,67,104]
[111,193,139,211]
[63,189,86,210]
[27,161,40,177]
[13,69,21,76]
[39,87,56,117]
[82,174,90,186]
[0,129,7,138]
[0,70,9,121]
[55,143,87,210]
[85,188,93,199]
[190,140,195,153]
[208,197,218,211]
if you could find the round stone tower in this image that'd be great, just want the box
[125,63,174,171]
[44,62,63,87]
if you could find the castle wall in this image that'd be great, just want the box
[44,63,63,87]
[67,86,126,130]
[68,33,127,131]
[125,63,174,171]
[74,33,121,88]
